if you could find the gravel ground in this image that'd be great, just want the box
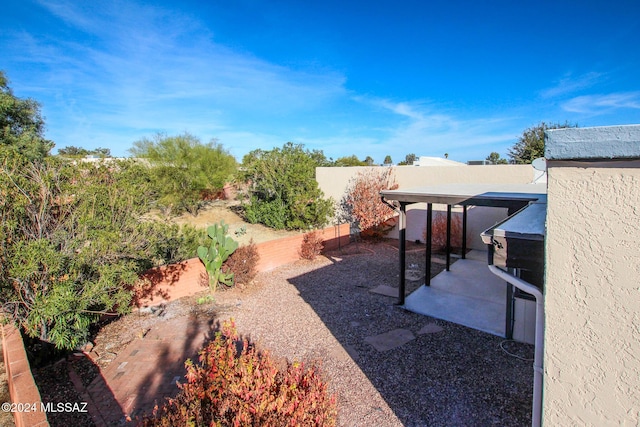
[33,240,534,426]
[215,240,534,427]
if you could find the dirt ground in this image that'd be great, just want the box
[153,200,302,246]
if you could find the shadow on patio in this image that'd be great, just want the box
[287,242,534,426]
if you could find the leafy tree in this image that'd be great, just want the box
[58,146,111,157]
[509,121,577,164]
[364,156,375,166]
[241,142,334,230]
[129,133,237,215]
[0,152,203,350]
[397,153,417,165]
[0,71,53,160]
[485,152,508,165]
[383,155,393,165]
[334,155,366,167]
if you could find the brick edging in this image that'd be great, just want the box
[2,322,49,427]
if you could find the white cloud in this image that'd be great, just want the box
[18,1,348,155]
[540,71,605,99]
[367,98,518,156]
[561,92,640,114]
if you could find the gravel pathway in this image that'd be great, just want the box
[216,241,534,427]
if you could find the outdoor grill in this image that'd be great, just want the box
[481,201,545,289]
[481,201,546,338]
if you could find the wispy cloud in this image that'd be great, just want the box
[561,92,640,114]
[18,1,347,153]
[540,71,605,99]
[351,97,521,161]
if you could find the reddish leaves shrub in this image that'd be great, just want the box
[423,212,463,251]
[223,240,260,286]
[299,231,324,260]
[139,320,337,427]
[342,168,398,239]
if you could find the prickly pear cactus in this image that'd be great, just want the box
[197,221,239,290]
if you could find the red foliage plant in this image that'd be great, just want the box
[139,320,337,427]
[423,212,463,251]
[343,168,399,238]
[223,240,260,286]
[299,231,324,260]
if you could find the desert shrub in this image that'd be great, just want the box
[341,168,399,239]
[240,142,334,230]
[223,240,260,286]
[299,231,324,260]
[129,133,237,216]
[0,154,200,350]
[423,212,463,251]
[140,320,337,427]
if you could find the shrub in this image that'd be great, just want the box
[341,168,398,239]
[240,142,334,230]
[223,240,260,286]
[299,231,324,260]
[140,320,337,427]
[129,133,238,216]
[423,212,463,251]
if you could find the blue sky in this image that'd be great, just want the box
[2,0,639,163]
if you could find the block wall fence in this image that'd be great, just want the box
[316,164,535,250]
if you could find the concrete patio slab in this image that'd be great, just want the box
[364,329,415,352]
[404,250,506,337]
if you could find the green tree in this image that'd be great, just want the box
[383,155,393,165]
[364,156,375,166]
[485,152,508,165]
[129,133,237,215]
[509,121,577,164]
[0,71,53,160]
[334,155,366,167]
[0,153,203,349]
[58,146,111,158]
[241,142,334,230]
[397,153,417,165]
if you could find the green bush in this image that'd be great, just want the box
[240,142,334,230]
[140,320,337,427]
[129,132,237,215]
[0,154,203,350]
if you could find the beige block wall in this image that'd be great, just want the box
[317,164,533,249]
[544,165,640,425]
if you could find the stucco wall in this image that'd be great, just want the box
[316,164,534,203]
[543,164,640,425]
[317,164,532,249]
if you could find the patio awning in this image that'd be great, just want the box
[379,183,547,305]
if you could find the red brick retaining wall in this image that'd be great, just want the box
[134,223,350,308]
[1,323,49,427]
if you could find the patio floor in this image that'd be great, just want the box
[403,249,508,337]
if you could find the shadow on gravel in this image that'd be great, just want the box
[288,241,534,427]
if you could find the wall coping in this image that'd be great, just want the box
[545,124,640,161]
